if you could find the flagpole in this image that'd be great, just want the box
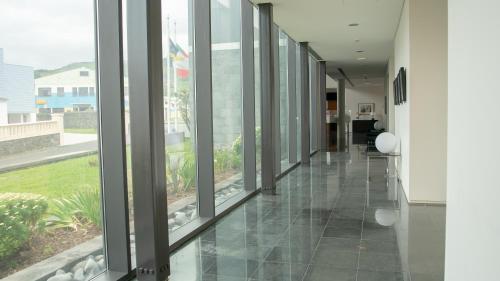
[173,20,179,132]
[166,16,171,133]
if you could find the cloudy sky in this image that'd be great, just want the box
[0,0,190,70]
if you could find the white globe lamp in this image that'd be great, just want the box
[375,209,398,226]
[375,132,398,153]
[373,121,384,130]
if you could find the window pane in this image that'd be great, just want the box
[211,0,244,206]
[278,30,290,172]
[254,6,261,189]
[162,0,197,233]
[0,1,104,280]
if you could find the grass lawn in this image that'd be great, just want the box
[0,140,193,211]
[64,128,97,134]
[0,155,100,209]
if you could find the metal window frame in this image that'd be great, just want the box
[338,79,346,151]
[258,3,276,192]
[126,0,170,279]
[273,24,281,175]
[319,61,327,151]
[295,43,302,162]
[95,0,131,275]
[309,56,317,153]
[287,38,297,164]
[241,0,256,192]
[299,42,310,163]
[194,0,215,218]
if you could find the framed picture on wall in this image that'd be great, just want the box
[358,103,375,115]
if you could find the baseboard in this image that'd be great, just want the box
[396,175,447,206]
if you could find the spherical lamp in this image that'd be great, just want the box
[375,208,398,226]
[373,121,384,130]
[375,132,398,153]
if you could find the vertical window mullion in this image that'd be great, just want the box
[95,0,131,273]
[299,42,310,163]
[273,24,281,176]
[258,3,276,192]
[194,0,215,217]
[126,0,170,279]
[241,0,256,191]
[287,38,297,164]
[319,61,327,151]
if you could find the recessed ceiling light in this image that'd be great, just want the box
[356,50,364,53]
[357,57,367,61]
[348,23,359,27]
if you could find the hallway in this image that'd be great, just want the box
[169,151,445,281]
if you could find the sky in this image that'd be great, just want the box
[0,0,190,70]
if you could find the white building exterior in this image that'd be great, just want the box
[35,66,97,113]
[0,48,36,123]
[0,97,8,125]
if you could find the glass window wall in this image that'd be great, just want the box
[162,0,198,233]
[278,30,290,172]
[211,0,244,206]
[0,1,104,279]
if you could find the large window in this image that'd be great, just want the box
[211,0,244,206]
[254,6,261,189]
[161,0,197,233]
[0,1,103,280]
[278,30,290,172]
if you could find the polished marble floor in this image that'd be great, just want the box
[169,150,446,281]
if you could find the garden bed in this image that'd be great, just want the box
[0,225,101,279]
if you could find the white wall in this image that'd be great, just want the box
[345,81,385,131]
[409,0,447,203]
[446,0,500,280]
[394,0,411,198]
[386,56,395,134]
[326,75,337,89]
[393,0,447,203]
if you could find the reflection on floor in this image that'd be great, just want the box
[169,151,446,281]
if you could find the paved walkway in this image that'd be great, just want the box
[0,140,98,172]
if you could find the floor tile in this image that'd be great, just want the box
[356,270,408,281]
[358,252,403,272]
[249,262,308,281]
[303,264,357,281]
[168,152,445,281]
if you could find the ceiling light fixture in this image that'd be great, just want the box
[348,23,359,27]
[356,50,364,53]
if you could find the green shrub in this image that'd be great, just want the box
[46,186,102,230]
[0,193,48,259]
[214,148,232,172]
[178,150,196,192]
[166,142,196,194]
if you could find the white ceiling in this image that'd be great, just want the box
[251,0,404,80]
